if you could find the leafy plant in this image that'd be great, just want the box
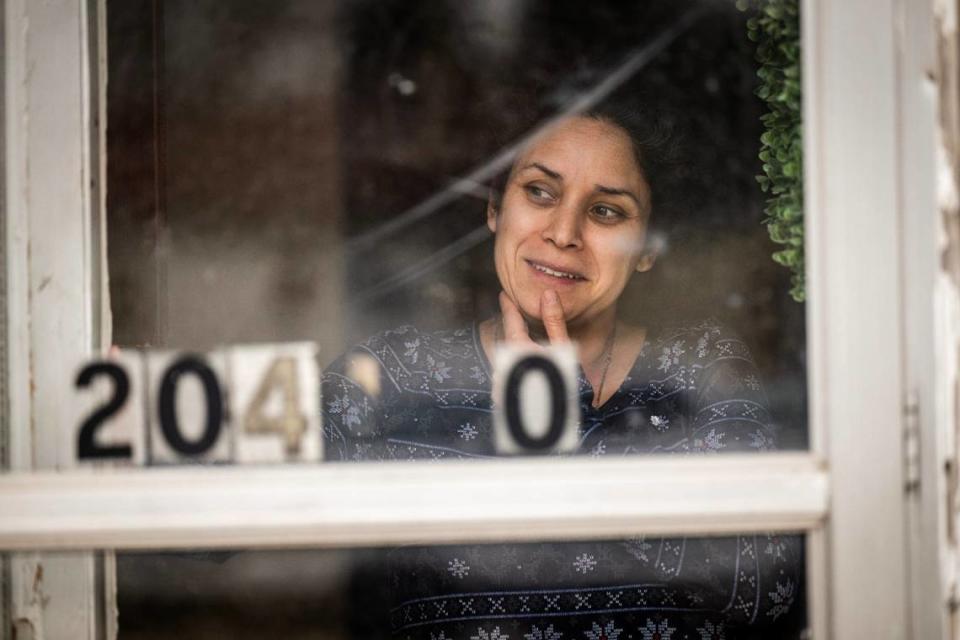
[737,0,804,301]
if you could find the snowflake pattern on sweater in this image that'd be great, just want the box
[322,321,802,640]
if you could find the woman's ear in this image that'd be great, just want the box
[635,229,663,273]
[635,249,657,273]
[486,199,498,233]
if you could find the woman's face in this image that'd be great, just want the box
[488,116,655,329]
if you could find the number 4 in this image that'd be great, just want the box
[231,343,321,463]
[243,356,307,454]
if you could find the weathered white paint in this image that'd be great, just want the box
[0,0,8,633]
[0,454,828,551]
[91,0,110,354]
[898,0,952,638]
[101,552,116,640]
[10,554,97,640]
[4,0,107,637]
[933,2,960,639]
[90,0,117,633]
[803,0,911,637]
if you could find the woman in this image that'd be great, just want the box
[322,107,800,639]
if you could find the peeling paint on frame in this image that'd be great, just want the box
[0,0,10,634]
[934,0,960,636]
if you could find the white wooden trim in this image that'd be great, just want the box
[90,0,118,636]
[800,6,833,637]
[806,528,831,640]
[4,0,105,637]
[90,0,110,353]
[801,0,827,463]
[898,0,953,637]
[800,0,835,635]
[4,0,33,477]
[0,454,828,551]
[12,0,98,470]
[804,0,911,637]
[0,0,9,633]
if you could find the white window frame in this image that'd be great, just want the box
[1,0,951,638]
[4,0,110,638]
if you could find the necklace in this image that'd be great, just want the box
[592,323,617,408]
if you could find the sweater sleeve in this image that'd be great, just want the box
[321,346,387,462]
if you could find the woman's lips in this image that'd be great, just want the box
[524,259,587,284]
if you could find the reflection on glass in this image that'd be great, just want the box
[105,1,809,638]
[107,0,807,452]
[116,537,806,639]
[323,83,783,461]
[118,550,349,639]
[382,535,805,639]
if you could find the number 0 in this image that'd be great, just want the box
[158,356,224,456]
[504,354,568,452]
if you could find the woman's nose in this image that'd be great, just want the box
[540,203,583,249]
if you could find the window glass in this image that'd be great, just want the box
[102,2,810,638]
[114,534,808,639]
[106,0,807,462]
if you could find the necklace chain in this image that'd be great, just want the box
[592,323,617,408]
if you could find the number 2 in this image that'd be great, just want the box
[75,362,133,460]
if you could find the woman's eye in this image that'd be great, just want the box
[591,205,626,222]
[524,185,554,202]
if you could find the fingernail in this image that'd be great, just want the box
[544,290,559,304]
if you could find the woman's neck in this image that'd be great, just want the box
[479,309,647,407]
[520,308,619,367]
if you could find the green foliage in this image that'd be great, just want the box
[737,0,805,302]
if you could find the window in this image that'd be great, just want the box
[2,0,943,638]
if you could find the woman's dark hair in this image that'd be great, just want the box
[488,103,687,233]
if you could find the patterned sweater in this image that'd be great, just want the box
[321,321,802,640]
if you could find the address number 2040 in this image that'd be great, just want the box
[72,342,582,465]
[72,343,321,465]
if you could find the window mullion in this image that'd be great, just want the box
[0,455,827,551]
[803,0,911,636]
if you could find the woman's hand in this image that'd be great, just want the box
[499,290,569,346]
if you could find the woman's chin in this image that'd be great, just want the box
[517,295,575,321]
[515,303,543,324]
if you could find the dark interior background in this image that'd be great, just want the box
[107,0,807,638]
[107,0,807,446]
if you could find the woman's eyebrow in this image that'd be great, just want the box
[520,162,562,180]
[595,184,642,207]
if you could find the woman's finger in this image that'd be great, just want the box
[499,291,532,344]
[540,290,569,344]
